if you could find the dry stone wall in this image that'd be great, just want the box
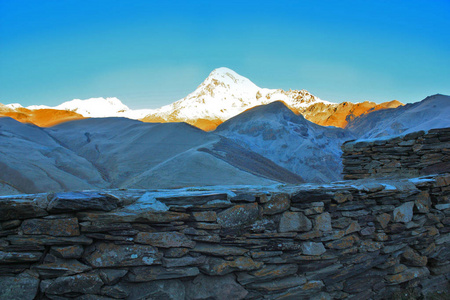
[342,127,450,180]
[0,173,449,299]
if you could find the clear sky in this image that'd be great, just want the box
[1,0,449,108]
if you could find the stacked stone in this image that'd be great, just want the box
[342,127,450,180]
[0,174,449,299]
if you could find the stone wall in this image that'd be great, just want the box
[0,173,449,299]
[342,127,450,180]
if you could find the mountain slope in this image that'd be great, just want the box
[347,94,450,139]
[215,101,355,183]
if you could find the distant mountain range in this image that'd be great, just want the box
[0,67,448,195]
[0,67,402,130]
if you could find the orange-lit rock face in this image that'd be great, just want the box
[294,100,404,128]
[0,107,85,127]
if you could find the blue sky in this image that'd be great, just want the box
[1,0,449,108]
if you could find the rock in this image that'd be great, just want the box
[135,232,195,248]
[217,203,259,229]
[191,211,217,222]
[33,255,91,278]
[360,226,376,235]
[393,202,414,223]
[0,271,40,300]
[99,269,128,285]
[47,192,120,213]
[315,213,332,232]
[1,220,21,230]
[6,235,92,246]
[84,242,161,267]
[325,235,358,250]
[401,247,427,267]
[121,279,185,300]
[247,275,307,292]
[162,255,207,268]
[263,193,290,215]
[333,191,353,204]
[21,218,80,236]
[237,264,298,285]
[344,221,361,235]
[50,245,84,259]
[191,243,248,256]
[164,248,190,258]
[101,285,129,298]
[413,191,431,213]
[41,271,104,295]
[279,212,312,232]
[0,195,48,221]
[301,242,326,256]
[376,213,391,229]
[186,274,248,300]
[77,210,190,223]
[200,256,263,276]
[126,266,199,281]
[0,251,43,263]
[385,267,430,284]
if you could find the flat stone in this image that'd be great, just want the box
[156,192,228,206]
[21,218,79,236]
[120,279,185,300]
[99,269,128,285]
[301,242,326,256]
[401,247,427,267]
[162,255,207,268]
[191,211,217,222]
[6,235,92,246]
[191,243,248,256]
[393,202,414,223]
[84,242,161,267]
[41,271,104,295]
[333,191,353,203]
[315,212,332,232]
[413,191,431,213]
[385,267,430,284]
[217,203,259,229]
[279,212,312,232]
[0,251,43,263]
[126,266,199,281]
[33,255,91,278]
[237,264,298,285]
[376,213,391,229]
[101,285,129,299]
[0,195,48,221]
[135,232,195,248]
[50,245,84,259]
[186,274,248,300]
[200,256,263,276]
[0,272,40,300]
[1,220,21,230]
[344,221,361,235]
[77,210,190,223]
[263,193,290,215]
[247,275,307,292]
[164,248,190,258]
[325,235,358,250]
[47,191,120,213]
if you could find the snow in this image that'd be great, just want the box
[5,103,23,109]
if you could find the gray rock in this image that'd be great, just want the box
[121,279,185,300]
[33,255,91,278]
[99,269,128,285]
[393,202,414,223]
[0,272,40,300]
[301,242,326,256]
[247,275,307,292]
[6,234,92,246]
[263,193,290,215]
[315,212,332,232]
[191,243,248,256]
[162,255,207,268]
[279,212,312,232]
[135,232,195,248]
[237,264,298,285]
[186,274,248,300]
[41,271,104,295]
[84,242,161,267]
[0,195,48,221]
[47,192,120,213]
[0,251,43,263]
[21,218,80,236]
[217,203,259,229]
[101,285,129,298]
[200,256,263,276]
[126,266,199,282]
[50,245,84,259]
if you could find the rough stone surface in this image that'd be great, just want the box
[47,192,120,212]
[121,279,186,300]
[21,218,80,236]
[301,242,326,256]
[393,202,414,223]
[135,232,195,248]
[0,272,40,300]
[186,274,248,300]
[279,212,312,232]
[126,266,199,281]
[217,203,259,229]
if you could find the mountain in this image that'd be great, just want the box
[2,68,402,130]
[348,94,450,139]
[0,116,303,195]
[215,101,355,183]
